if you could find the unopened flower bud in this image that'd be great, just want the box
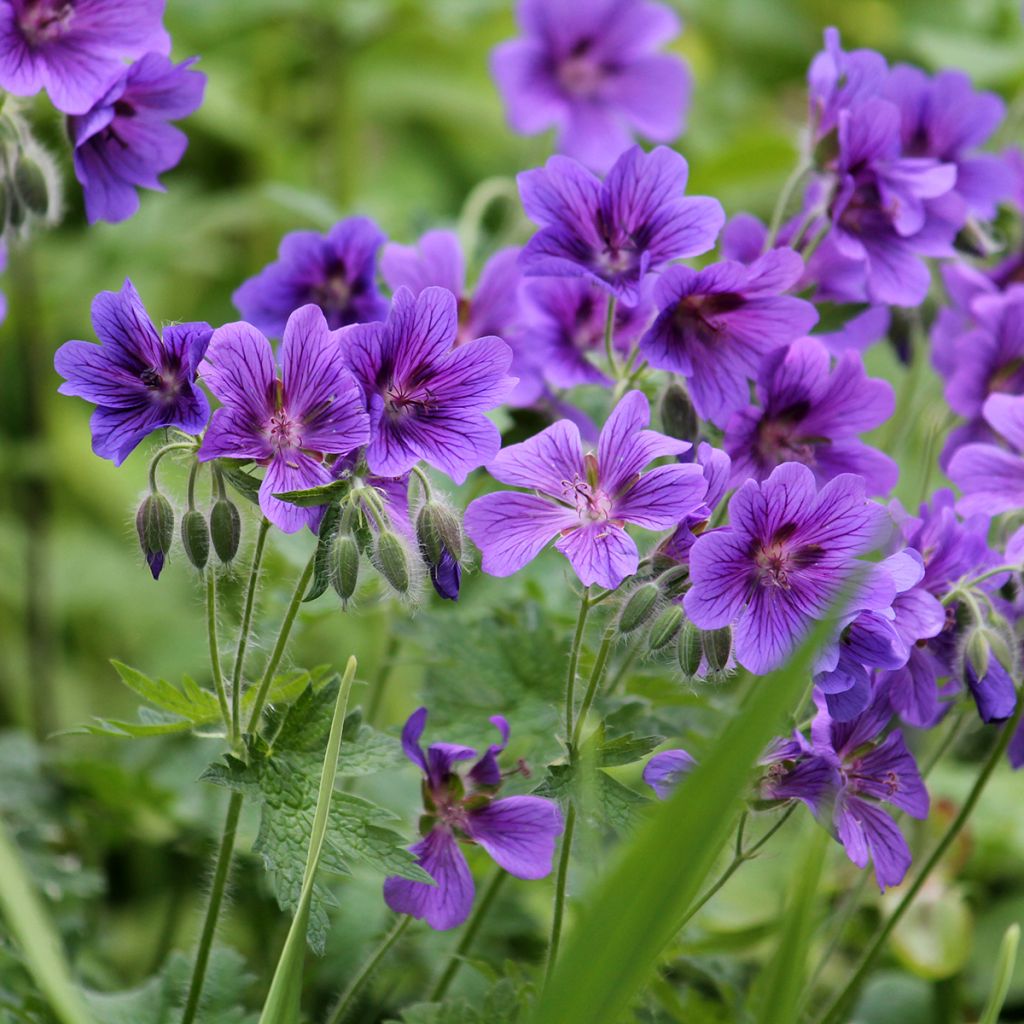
[648,605,684,652]
[0,181,7,228]
[329,532,361,603]
[13,156,48,217]
[618,583,659,634]
[136,492,173,580]
[965,628,991,682]
[209,497,241,563]
[677,620,703,676]
[656,564,689,599]
[703,626,732,673]
[659,382,697,443]
[374,530,410,594]
[181,508,210,570]
[416,501,462,565]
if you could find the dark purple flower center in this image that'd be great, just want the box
[455,296,474,347]
[310,261,355,317]
[139,362,184,405]
[17,0,74,44]
[557,42,605,98]
[752,523,824,589]
[674,292,746,341]
[756,402,820,466]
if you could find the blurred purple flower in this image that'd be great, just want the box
[491,0,690,173]
[949,394,1024,517]
[54,279,210,465]
[642,748,695,799]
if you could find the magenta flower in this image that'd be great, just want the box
[381,229,543,406]
[54,279,210,465]
[637,249,818,426]
[684,462,893,674]
[949,394,1024,517]
[465,390,707,590]
[383,709,563,931]
[724,336,897,495]
[491,0,690,173]
[517,145,724,306]
[341,286,516,484]
[69,52,205,224]
[0,0,169,114]
[233,217,389,338]
[197,305,370,533]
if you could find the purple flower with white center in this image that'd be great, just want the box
[658,441,731,564]
[381,230,542,407]
[233,217,389,338]
[520,276,653,389]
[517,145,724,307]
[949,394,1024,517]
[638,249,819,427]
[197,304,370,533]
[807,27,887,142]
[642,748,695,800]
[68,52,205,225]
[724,336,897,495]
[817,97,959,307]
[383,708,563,931]
[811,686,929,889]
[340,286,516,484]
[54,279,210,465]
[464,390,707,590]
[491,0,690,173]
[684,462,893,675]
[0,0,168,114]
[884,65,1013,220]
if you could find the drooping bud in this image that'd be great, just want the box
[648,605,684,652]
[181,508,210,570]
[703,626,732,673]
[374,530,410,595]
[965,627,991,682]
[416,501,463,565]
[329,531,361,603]
[656,564,689,600]
[659,382,698,443]
[136,492,174,580]
[429,547,461,602]
[210,497,241,563]
[617,583,659,634]
[677,620,703,677]
[13,156,49,217]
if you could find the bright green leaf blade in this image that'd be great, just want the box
[979,922,1021,1024]
[531,618,831,1024]
[0,818,95,1024]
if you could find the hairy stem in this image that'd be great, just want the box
[765,159,811,250]
[180,790,244,1024]
[326,914,412,1024]
[230,518,271,744]
[603,295,618,375]
[206,569,230,732]
[570,627,616,750]
[429,869,508,1001]
[564,589,592,745]
[545,802,577,986]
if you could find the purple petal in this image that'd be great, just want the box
[381,230,465,297]
[488,419,585,497]
[465,795,564,879]
[554,521,639,590]
[597,390,689,494]
[642,749,695,800]
[834,793,912,890]
[613,463,707,530]
[383,828,475,931]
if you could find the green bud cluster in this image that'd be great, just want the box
[0,112,61,239]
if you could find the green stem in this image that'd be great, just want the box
[545,802,577,986]
[605,641,640,696]
[230,518,271,744]
[245,552,317,733]
[429,870,508,1002]
[564,589,592,744]
[180,790,244,1024]
[325,915,412,1024]
[812,692,1024,1024]
[410,464,433,503]
[603,295,618,376]
[147,443,195,492]
[945,563,1024,602]
[206,569,230,733]
[570,627,616,751]
[765,160,811,250]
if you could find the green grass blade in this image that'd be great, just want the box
[0,818,94,1024]
[531,618,833,1024]
[979,922,1020,1024]
[257,655,357,1024]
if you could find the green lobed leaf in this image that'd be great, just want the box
[217,461,263,504]
[534,761,649,837]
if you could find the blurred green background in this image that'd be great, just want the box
[1,0,1023,1021]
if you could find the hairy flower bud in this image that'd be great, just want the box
[656,564,689,599]
[13,156,49,217]
[209,497,241,563]
[965,627,991,682]
[677,619,702,676]
[416,500,463,565]
[659,381,697,443]
[181,508,210,570]
[618,583,659,634]
[648,605,684,652]
[374,530,410,595]
[329,532,361,603]
[136,492,173,580]
[703,626,732,673]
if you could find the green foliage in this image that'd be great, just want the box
[202,678,428,954]
[389,976,532,1024]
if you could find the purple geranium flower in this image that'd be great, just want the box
[684,462,893,674]
[383,709,563,931]
[807,27,887,141]
[340,286,515,484]
[54,279,210,465]
[658,441,731,564]
[491,0,690,173]
[517,145,724,306]
[233,217,389,338]
[949,394,1024,517]
[642,748,695,800]
[197,304,370,533]
[0,0,168,114]
[381,230,542,406]
[69,52,205,224]
[520,276,653,389]
[724,336,897,495]
[465,390,707,590]
[638,249,819,426]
